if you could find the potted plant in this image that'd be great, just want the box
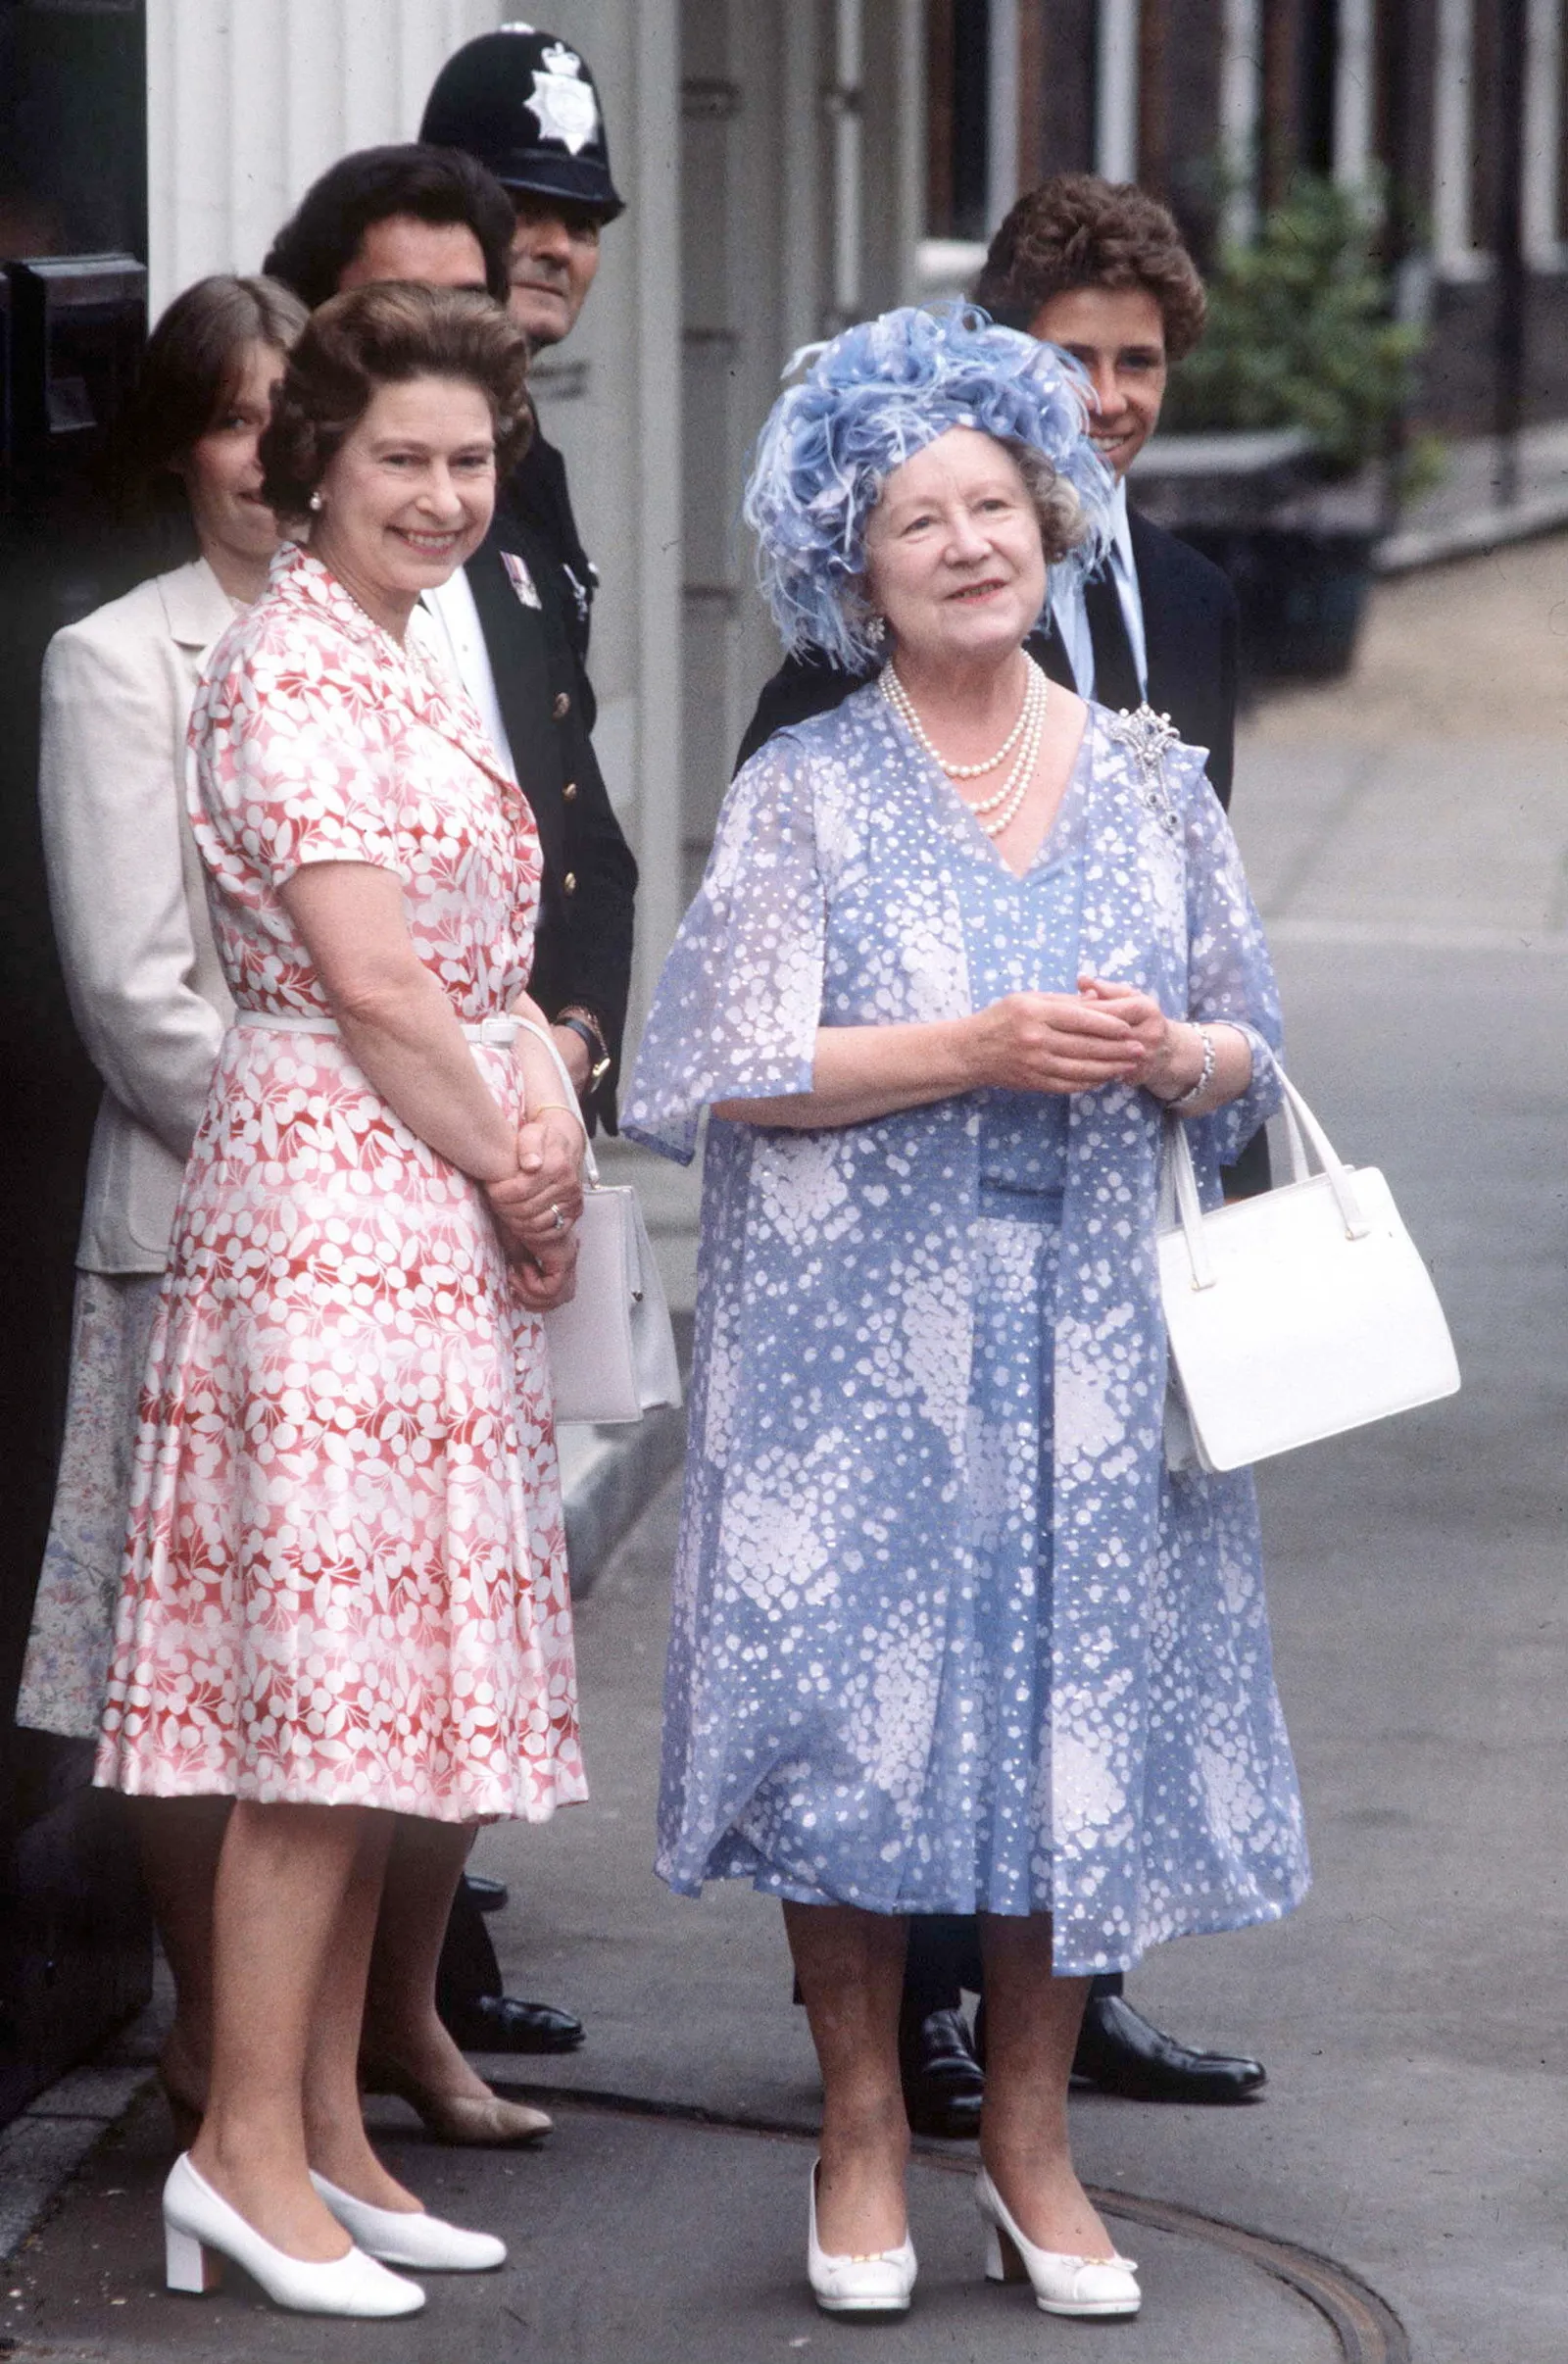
[1138,174,1434,679]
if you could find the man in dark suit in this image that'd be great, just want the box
[741,174,1268,2135]
[266,124,637,2073]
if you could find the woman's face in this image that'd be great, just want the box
[179,339,287,573]
[861,425,1047,671]
[312,373,497,625]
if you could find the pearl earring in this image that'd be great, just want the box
[309,491,323,513]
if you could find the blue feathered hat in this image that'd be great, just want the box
[744,301,1113,672]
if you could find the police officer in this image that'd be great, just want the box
[421,25,635,1121]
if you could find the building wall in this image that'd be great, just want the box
[144,0,687,1018]
[142,0,927,1009]
[924,1,1568,439]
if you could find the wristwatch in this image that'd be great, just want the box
[556,1008,612,1092]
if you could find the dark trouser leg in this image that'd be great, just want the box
[436,1873,502,2020]
[897,1916,985,2139]
[904,1915,984,2014]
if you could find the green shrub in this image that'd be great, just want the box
[1164,174,1426,478]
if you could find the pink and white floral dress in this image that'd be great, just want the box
[93,545,585,1823]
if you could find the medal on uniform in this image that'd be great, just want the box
[501,550,542,609]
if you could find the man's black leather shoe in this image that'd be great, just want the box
[1071,1993,1265,2103]
[900,2005,985,2140]
[444,1995,586,2053]
[464,1873,509,1914]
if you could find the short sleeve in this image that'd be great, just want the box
[622,734,826,1162]
[189,623,404,897]
[1178,751,1284,1167]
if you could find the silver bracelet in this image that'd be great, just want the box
[1165,1025,1216,1111]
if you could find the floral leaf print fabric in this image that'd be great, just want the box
[625,685,1307,1972]
[94,547,585,1824]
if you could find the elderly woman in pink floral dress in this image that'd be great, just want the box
[94,284,587,2321]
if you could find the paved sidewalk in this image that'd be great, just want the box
[4,536,1566,2361]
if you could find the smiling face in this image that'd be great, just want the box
[1029,284,1168,478]
[178,339,288,591]
[506,193,602,348]
[309,374,497,635]
[861,426,1048,673]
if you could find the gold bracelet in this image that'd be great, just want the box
[531,1101,582,1122]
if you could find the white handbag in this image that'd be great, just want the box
[1158,1071,1459,1473]
[514,1021,682,1426]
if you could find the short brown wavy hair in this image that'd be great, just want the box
[973,174,1207,362]
[259,281,532,517]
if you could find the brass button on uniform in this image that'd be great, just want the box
[563,871,577,894]
[553,690,570,719]
[563,780,578,802]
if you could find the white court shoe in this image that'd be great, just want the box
[975,2167,1141,2318]
[807,2161,917,2315]
[162,2153,424,2317]
[310,2171,507,2271]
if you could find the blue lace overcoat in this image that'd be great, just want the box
[624,685,1309,1972]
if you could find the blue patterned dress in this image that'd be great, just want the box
[624,685,1309,1973]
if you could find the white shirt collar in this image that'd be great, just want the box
[1105,473,1136,579]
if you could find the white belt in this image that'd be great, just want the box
[235,1010,520,1048]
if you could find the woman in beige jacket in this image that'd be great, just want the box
[16,271,308,2111]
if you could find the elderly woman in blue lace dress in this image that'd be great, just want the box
[624,307,1308,2327]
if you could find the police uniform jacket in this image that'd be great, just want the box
[467,427,636,1125]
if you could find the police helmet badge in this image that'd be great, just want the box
[526,41,601,156]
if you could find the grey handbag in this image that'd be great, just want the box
[514,1021,682,1426]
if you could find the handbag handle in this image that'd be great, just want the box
[511,1016,601,1187]
[1164,1065,1370,1294]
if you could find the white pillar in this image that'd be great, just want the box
[1095,0,1140,184]
[1524,0,1565,264]
[1218,0,1261,245]
[894,0,927,302]
[145,0,510,315]
[1433,0,1477,272]
[832,0,865,323]
[1333,0,1376,191]
[987,0,1020,230]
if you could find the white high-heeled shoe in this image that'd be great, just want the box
[975,2168,1140,2318]
[807,2161,917,2316]
[310,2171,506,2271]
[162,2153,424,2318]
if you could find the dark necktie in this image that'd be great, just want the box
[1082,564,1144,713]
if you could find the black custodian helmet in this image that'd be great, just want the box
[419,24,625,222]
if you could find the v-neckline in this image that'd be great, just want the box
[936,707,1095,882]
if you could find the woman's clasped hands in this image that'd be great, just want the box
[970,971,1197,1100]
[483,1107,585,1310]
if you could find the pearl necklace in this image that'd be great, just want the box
[881,658,1050,839]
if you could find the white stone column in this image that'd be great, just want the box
[145,0,509,315]
[1524,0,1565,265]
[1333,0,1377,192]
[1095,0,1140,185]
[987,0,1020,230]
[1218,0,1262,246]
[1433,0,1479,273]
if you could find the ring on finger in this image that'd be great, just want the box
[550,1203,565,1233]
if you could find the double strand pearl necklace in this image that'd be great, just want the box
[881,657,1049,839]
